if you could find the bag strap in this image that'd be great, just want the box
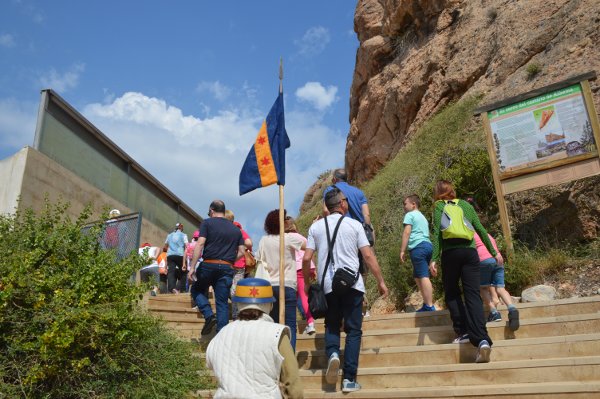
[322,215,345,288]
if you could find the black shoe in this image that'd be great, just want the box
[508,308,520,331]
[201,316,216,336]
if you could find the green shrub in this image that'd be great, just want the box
[362,96,499,304]
[0,200,210,398]
[297,97,499,306]
[526,62,541,79]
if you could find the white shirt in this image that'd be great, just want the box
[306,213,369,294]
[258,233,304,290]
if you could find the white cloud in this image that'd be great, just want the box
[295,26,330,57]
[0,98,37,153]
[196,80,232,102]
[83,90,345,241]
[38,63,85,93]
[0,34,16,48]
[295,82,338,111]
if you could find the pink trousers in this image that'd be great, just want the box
[296,269,314,325]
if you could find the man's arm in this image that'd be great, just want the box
[302,248,315,295]
[188,237,205,280]
[361,203,375,242]
[359,246,388,297]
[236,245,245,261]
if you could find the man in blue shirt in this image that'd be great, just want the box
[323,169,375,315]
[188,200,245,336]
[165,223,189,294]
[323,169,372,228]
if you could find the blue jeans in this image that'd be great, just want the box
[325,288,364,381]
[270,286,297,351]
[191,262,234,333]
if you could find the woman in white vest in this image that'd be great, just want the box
[206,278,303,399]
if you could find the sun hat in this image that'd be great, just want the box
[233,278,275,313]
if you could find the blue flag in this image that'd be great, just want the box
[239,93,290,195]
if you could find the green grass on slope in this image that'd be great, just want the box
[297,96,498,306]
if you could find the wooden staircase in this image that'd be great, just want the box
[146,294,600,398]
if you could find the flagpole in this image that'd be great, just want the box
[278,57,285,325]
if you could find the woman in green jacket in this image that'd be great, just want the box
[429,180,502,363]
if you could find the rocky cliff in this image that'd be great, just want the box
[344,0,600,243]
[349,0,599,182]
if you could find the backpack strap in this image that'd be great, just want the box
[322,215,345,288]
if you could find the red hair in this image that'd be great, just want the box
[264,209,287,235]
[434,180,456,201]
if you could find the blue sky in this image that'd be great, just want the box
[0,1,358,241]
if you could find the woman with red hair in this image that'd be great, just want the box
[257,209,305,350]
[429,180,502,363]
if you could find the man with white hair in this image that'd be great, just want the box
[206,278,303,398]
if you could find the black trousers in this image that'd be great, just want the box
[166,255,186,292]
[441,247,493,347]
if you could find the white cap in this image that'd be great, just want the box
[109,209,121,218]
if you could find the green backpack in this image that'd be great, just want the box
[439,199,475,241]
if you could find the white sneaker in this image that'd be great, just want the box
[475,340,491,363]
[325,352,340,384]
[342,379,361,393]
[304,323,316,335]
[363,310,371,318]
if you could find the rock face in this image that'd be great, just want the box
[346,0,600,242]
[349,0,600,184]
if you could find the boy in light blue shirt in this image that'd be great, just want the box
[400,194,435,312]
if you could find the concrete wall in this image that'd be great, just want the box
[14,146,169,247]
[0,147,27,216]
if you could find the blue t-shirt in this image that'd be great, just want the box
[323,182,368,224]
[199,217,244,263]
[165,230,188,256]
[403,210,431,250]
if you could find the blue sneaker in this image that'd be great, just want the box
[325,352,340,384]
[342,379,361,393]
[416,304,436,312]
[487,311,502,323]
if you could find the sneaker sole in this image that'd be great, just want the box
[325,357,340,384]
[476,345,491,363]
[201,318,216,336]
[342,385,361,393]
[509,309,520,331]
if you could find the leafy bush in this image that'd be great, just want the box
[297,97,499,306]
[0,200,210,398]
[526,62,542,79]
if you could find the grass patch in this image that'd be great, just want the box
[297,96,499,305]
[296,93,600,308]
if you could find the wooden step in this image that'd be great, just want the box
[302,381,600,398]
[299,355,600,389]
[297,296,600,332]
[197,385,600,399]
[296,333,600,369]
[295,312,600,351]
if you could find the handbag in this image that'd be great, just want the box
[254,259,270,280]
[332,266,359,296]
[362,222,375,246]
[308,215,345,319]
[244,249,257,268]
